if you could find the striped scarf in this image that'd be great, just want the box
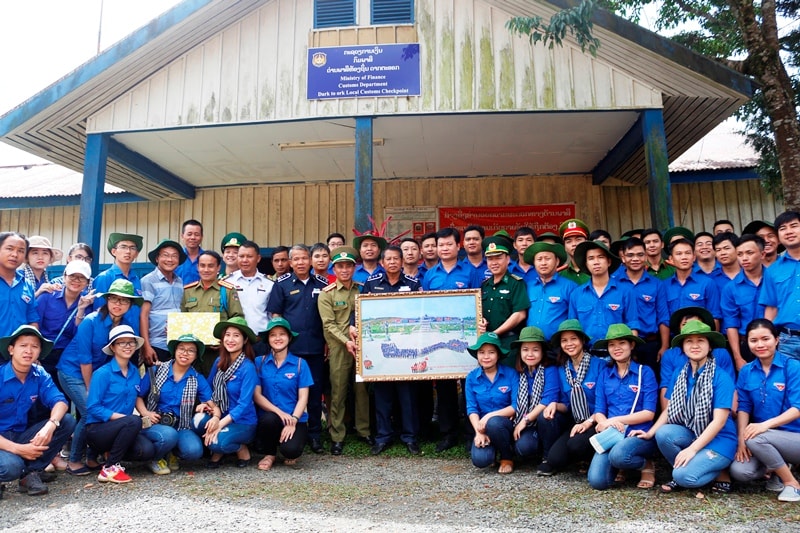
[565,352,592,423]
[515,366,546,425]
[146,362,198,430]
[667,356,717,438]
[212,352,246,415]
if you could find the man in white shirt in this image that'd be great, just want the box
[223,240,273,352]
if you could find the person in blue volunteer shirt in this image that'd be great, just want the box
[465,332,519,474]
[659,307,735,410]
[760,210,800,360]
[511,327,562,474]
[663,238,722,329]
[193,317,258,469]
[57,279,141,475]
[90,232,144,322]
[0,232,39,338]
[253,318,313,470]
[587,324,658,490]
[546,320,607,474]
[731,319,800,503]
[635,320,737,494]
[137,334,215,475]
[85,326,154,484]
[0,326,75,497]
[568,241,640,349]
[175,219,204,284]
[523,242,575,340]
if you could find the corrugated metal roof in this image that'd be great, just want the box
[669,123,758,173]
[0,163,123,198]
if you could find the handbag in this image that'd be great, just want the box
[589,367,643,454]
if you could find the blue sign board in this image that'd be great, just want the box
[307,43,420,100]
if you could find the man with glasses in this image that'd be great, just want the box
[140,240,186,364]
[91,233,144,325]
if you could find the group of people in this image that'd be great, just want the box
[0,210,798,503]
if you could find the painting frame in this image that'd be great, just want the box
[355,289,481,382]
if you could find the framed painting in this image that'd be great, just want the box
[355,289,481,381]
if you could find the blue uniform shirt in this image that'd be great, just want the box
[0,270,38,337]
[36,288,81,350]
[421,261,482,291]
[353,263,385,284]
[558,354,606,414]
[138,363,213,416]
[208,356,258,426]
[141,268,184,350]
[663,271,722,319]
[86,358,141,424]
[519,365,560,410]
[90,264,143,325]
[666,361,738,460]
[463,257,489,284]
[659,347,735,389]
[0,362,67,432]
[254,352,314,422]
[266,273,329,355]
[568,280,640,345]
[759,252,800,329]
[721,271,764,335]
[175,246,204,285]
[56,310,139,379]
[465,363,519,418]
[525,273,575,339]
[616,270,669,336]
[736,351,800,433]
[594,361,657,433]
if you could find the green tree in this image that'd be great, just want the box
[508,0,800,209]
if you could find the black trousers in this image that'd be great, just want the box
[86,415,154,466]
[256,412,307,459]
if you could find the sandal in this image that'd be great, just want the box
[637,463,656,489]
[614,471,627,484]
[660,480,684,493]
[711,481,731,494]
[498,459,514,474]
[258,455,276,471]
[283,458,298,466]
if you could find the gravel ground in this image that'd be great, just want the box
[1,451,798,532]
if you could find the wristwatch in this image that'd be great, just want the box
[49,418,61,428]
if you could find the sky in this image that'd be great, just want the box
[0,0,181,163]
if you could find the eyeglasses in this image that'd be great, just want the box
[106,296,133,305]
[159,253,181,260]
[624,253,645,259]
[113,340,137,348]
[66,274,89,283]
[115,244,138,252]
[175,347,197,356]
[71,254,92,263]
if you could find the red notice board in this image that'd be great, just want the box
[439,204,576,236]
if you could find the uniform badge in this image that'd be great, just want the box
[285,373,296,379]
[456,282,465,288]
[629,385,639,393]
[488,242,497,252]
[774,382,786,392]
[689,293,700,300]
[548,296,561,303]
[498,386,509,393]
[568,222,577,229]
[585,382,595,389]
[29,395,38,403]
[608,304,620,311]
[642,295,652,302]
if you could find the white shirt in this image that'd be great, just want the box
[225,270,274,333]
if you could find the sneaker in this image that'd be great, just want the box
[536,460,554,476]
[98,464,132,484]
[148,459,171,476]
[766,473,785,492]
[19,472,48,496]
[778,485,800,502]
[167,453,180,472]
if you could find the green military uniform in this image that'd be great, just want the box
[647,259,676,280]
[317,251,369,443]
[558,263,590,285]
[181,278,244,376]
[481,273,530,367]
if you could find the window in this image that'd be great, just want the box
[315,0,356,28]
[372,0,414,24]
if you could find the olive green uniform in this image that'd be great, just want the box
[558,263,590,285]
[481,273,530,367]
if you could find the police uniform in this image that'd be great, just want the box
[317,248,369,445]
[223,270,273,335]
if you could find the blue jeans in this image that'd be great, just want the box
[471,416,514,468]
[58,371,91,463]
[778,333,800,361]
[0,415,76,481]
[588,436,657,490]
[192,414,255,454]
[656,424,732,488]
[515,412,567,459]
[142,425,204,461]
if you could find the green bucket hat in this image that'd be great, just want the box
[147,239,187,266]
[663,226,695,245]
[100,279,144,306]
[106,232,143,254]
[550,319,590,347]
[511,326,547,349]
[353,232,388,252]
[330,246,359,264]
[259,316,299,340]
[609,237,630,258]
[592,323,645,350]
[523,242,567,266]
[492,230,515,249]
[0,325,53,361]
[536,232,564,245]
[670,319,727,349]
[467,332,509,358]
[669,306,715,334]
[482,236,510,256]
[168,333,206,362]
[574,240,622,275]
[213,316,259,345]
[220,232,247,250]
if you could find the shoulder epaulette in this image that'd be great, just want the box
[354,281,364,287]
[403,273,419,283]
[183,281,200,289]
[219,274,233,282]
[219,279,236,290]
[366,273,384,282]
[276,272,292,283]
[314,274,329,284]
[510,274,523,281]
[322,283,337,292]
[556,264,569,272]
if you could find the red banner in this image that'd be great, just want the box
[438,204,576,236]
